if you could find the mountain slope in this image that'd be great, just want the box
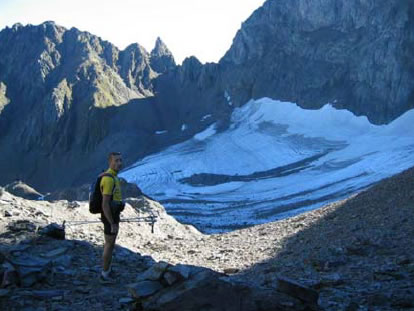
[1,0,413,191]
[220,0,414,124]
[0,22,185,191]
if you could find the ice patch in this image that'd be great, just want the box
[121,98,414,233]
[155,130,168,135]
[201,114,212,121]
[193,124,217,141]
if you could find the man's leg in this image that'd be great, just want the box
[102,233,117,272]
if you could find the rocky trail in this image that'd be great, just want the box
[1,167,414,310]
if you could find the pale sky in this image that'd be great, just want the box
[0,0,265,64]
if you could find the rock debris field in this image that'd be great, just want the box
[1,167,414,310]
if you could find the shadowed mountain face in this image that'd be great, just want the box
[0,22,205,191]
[1,0,414,191]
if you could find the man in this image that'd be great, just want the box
[100,152,124,283]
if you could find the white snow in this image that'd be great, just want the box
[155,130,168,135]
[193,123,217,141]
[224,90,232,106]
[201,114,212,121]
[181,124,188,131]
[121,98,414,233]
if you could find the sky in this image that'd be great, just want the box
[0,0,265,64]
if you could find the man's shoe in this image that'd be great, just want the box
[99,273,115,284]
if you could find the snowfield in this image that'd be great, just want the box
[121,98,414,233]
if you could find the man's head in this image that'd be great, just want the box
[108,152,123,172]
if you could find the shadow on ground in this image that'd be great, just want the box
[239,166,414,309]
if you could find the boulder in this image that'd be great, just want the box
[137,261,169,281]
[127,280,164,298]
[142,269,312,311]
[277,277,319,306]
[4,181,42,200]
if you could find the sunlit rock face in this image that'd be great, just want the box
[219,0,414,125]
[0,22,178,191]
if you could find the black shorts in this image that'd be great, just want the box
[101,205,121,236]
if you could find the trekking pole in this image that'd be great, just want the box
[62,215,158,233]
[119,215,158,233]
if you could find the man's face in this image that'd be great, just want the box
[110,155,123,172]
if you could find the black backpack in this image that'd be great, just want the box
[89,173,115,214]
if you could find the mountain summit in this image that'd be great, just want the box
[0,0,413,191]
[150,37,176,73]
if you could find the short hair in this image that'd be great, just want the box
[108,152,122,162]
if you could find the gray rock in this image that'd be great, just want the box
[119,297,135,304]
[150,37,176,74]
[4,181,43,200]
[11,256,50,267]
[38,223,65,240]
[167,264,191,280]
[137,261,169,281]
[42,247,68,258]
[143,269,309,311]
[30,290,65,298]
[52,255,72,268]
[163,271,179,286]
[7,220,37,232]
[18,265,50,287]
[318,273,345,287]
[223,268,240,275]
[127,280,164,298]
[277,276,319,305]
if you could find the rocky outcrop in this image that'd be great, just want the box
[0,189,320,311]
[128,263,320,311]
[4,181,43,200]
[150,37,176,74]
[118,43,156,96]
[0,22,183,191]
[220,0,414,124]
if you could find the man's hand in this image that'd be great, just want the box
[111,223,119,234]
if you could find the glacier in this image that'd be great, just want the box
[120,98,414,233]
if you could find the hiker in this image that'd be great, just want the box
[100,152,125,283]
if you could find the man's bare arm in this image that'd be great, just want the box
[102,194,114,225]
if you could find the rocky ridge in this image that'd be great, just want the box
[0,22,193,192]
[220,0,414,124]
[0,190,318,311]
[2,0,413,191]
[1,166,414,310]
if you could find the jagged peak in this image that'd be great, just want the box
[182,56,202,67]
[41,20,57,27]
[123,42,149,56]
[149,37,176,73]
[11,22,23,30]
[151,37,173,57]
